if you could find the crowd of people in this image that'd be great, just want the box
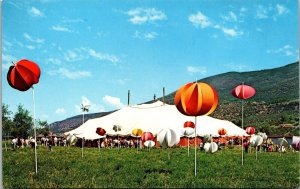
[9,135,293,153]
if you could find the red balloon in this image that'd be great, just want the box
[246,127,255,135]
[96,127,106,136]
[174,82,218,116]
[141,132,154,142]
[184,121,195,129]
[7,59,41,91]
[218,128,227,136]
[232,84,256,100]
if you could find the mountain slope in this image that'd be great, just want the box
[50,62,299,135]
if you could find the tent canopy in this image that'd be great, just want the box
[65,101,248,140]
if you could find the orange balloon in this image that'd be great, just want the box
[218,128,227,136]
[174,82,218,116]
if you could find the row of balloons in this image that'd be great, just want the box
[7,59,256,176]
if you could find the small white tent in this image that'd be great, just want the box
[64,101,248,140]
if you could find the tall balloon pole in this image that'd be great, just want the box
[194,116,197,176]
[7,59,41,174]
[32,87,38,173]
[232,83,256,166]
[241,96,244,166]
[174,82,218,177]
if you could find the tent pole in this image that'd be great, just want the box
[163,87,165,105]
[32,88,38,174]
[128,90,130,106]
[194,116,197,176]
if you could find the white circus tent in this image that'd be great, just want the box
[64,101,248,140]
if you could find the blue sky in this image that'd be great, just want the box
[2,0,299,124]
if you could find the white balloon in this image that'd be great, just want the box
[67,134,77,145]
[250,135,263,146]
[180,128,195,137]
[204,142,218,153]
[144,140,155,148]
[257,132,268,140]
[157,129,180,148]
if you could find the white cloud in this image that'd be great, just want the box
[187,66,207,75]
[221,11,237,22]
[64,49,85,62]
[189,11,211,28]
[28,7,44,17]
[62,18,85,23]
[23,33,44,43]
[222,27,243,37]
[127,8,167,25]
[26,45,35,50]
[51,25,72,32]
[62,47,120,64]
[133,31,158,40]
[256,28,263,32]
[255,5,269,19]
[55,108,66,115]
[266,45,297,57]
[47,58,62,65]
[189,11,243,38]
[276,4,288,15]
[144,32,158,40]
[48,68,92,79]
[2,53,17,70]
[103,95,125,109]
[116,79,128,85]
[87,48,119,63]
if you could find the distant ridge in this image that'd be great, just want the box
[50,62,299,135]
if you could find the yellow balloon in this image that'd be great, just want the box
[132,128,143,136]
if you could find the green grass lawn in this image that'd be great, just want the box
[2,145,299,188]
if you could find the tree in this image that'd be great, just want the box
[12,104,33,138]
[36,120,50,137]
[2,104,14,139]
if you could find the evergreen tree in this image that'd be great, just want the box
[12,104,33,138]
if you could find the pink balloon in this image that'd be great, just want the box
[232,84,256,100]
[246,127,255,135]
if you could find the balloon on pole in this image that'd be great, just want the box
[232,84,256,166]
[250,135,263,160]
[132,128,143,151]
[157,128,180,160]
[96,127,106,151]
[174,82,218,176]
[113,125,122,150]
[141,132,155,150]
[246,126,256,135]
[181,121,195,156]
[7,59,41,174]
[291,136,300,151]
[204,142,218,153]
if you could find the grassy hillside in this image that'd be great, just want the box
[49,111,115,133]
[50,62,299,135]
[158,62,299,135]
